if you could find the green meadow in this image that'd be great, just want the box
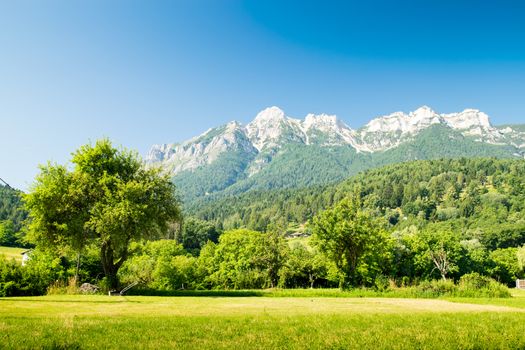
[1,290,525,349]
[0,246,24,263]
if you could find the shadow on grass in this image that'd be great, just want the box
[0,290,266,300]
[0,298,141,303]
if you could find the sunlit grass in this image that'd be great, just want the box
[446,288,525,309]
[1,293,525,349]
[0,246,25,263]
[129,285,511,298]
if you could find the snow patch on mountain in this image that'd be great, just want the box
[303,113,358,146]
[356,106,509,151]
[246,106,306,151]
[362,106,441,135]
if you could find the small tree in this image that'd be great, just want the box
[429,243,452,281]
[488,247,522,285]
[25,139,181,289]
[279,244,335,288]
[256,229,288,288]
[310,197,392,288]
[204,228,287,289]
[401,225,465,281]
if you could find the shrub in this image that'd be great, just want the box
[23,251,70,294]
[374,275,391,292]
[0,251,73,296]
[119,240,199,291]
[409,275,511,298]
[459,272,492,289]
[415,279,456,297]
[457,273,511,298]
[0,256,24,296]
[46,277,81,295]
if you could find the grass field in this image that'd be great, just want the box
[0,246,25,263]
[446,288,525,308]
[1,291,525,349]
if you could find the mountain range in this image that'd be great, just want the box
[146,106,525,204]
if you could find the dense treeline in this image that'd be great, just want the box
[2,157,525,296]
[129,155,525,288]
[0,185,28,247]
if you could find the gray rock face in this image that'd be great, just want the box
[146,106,525,176]
[79,283,99,294]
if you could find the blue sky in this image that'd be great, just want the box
[1,0,525,189]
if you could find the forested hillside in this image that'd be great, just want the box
[190,158,525,240]
[0,184,27,246]
[121,157,525,289]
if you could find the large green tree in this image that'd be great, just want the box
[397,225,467,281]
[25,139,181,289]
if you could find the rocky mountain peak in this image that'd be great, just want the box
[246,107,302,151]
[443,109,492,130]
[251,106,286,122]
[412,105,436,115]
[304,113,340,129]
[146,105,524,176]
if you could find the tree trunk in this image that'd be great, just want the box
[430,247,449,281]
[106,270,119,291]
[101,243,119,290]
[101,241,130,291]
[75,252,81,285]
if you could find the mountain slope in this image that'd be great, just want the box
[0,184,28,246]
[189,158,525,233]
[146,106,525,204]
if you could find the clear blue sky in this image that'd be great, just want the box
[1,0,525,190]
